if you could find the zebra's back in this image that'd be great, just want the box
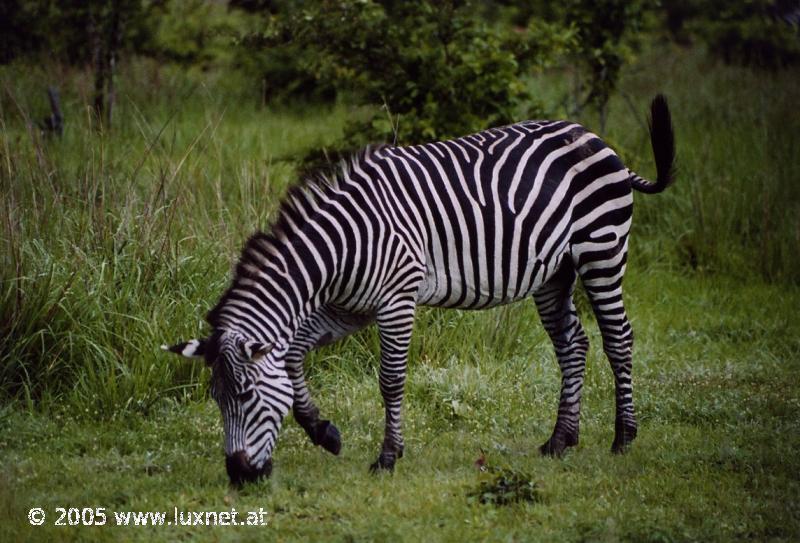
[362,121,633,310]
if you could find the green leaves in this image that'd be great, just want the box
[468,466,543,506]
[251,0,560,145]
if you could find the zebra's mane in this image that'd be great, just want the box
[206,145,387,329]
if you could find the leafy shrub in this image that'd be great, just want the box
[524,0,646,128]
[0,0,153,65]
[242,0,575,145]
[662,0,800,69]
[468,466,543,506]
[143,0,254,67]
[700,0,800,69]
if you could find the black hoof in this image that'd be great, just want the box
[539,431,578,457]
[369,451,396,474]
[611,423,637,454]
[316,420,342,456]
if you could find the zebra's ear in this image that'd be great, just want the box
[161,339,207,359]
[242,340,274,362]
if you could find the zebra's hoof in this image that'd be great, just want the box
[369,452,396,474]
[611,422,637,454]
[316,420,341,456]
[539,432,577,457]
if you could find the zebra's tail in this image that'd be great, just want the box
[630,94,676,194]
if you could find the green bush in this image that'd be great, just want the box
[245,0,574,145]
[701,0,800,69]
[663,0,800,69]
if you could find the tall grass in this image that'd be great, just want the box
[0,59,347,411]
[587,45,798,282]
[1,46,797,414]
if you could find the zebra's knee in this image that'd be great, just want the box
[572,325,590,351]
[553,325,589,362]
[602,336,633,366]
[599,320,633,358]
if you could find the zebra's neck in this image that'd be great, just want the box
[207,195,346,346]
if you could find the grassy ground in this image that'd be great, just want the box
[2,45,799,541]
[3,271,799,541]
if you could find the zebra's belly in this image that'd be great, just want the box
[415,248,567,310]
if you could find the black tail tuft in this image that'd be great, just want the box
[632,94,676,194]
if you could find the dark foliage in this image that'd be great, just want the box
[468,467,543,506]
[236,0,574,145]
[662,0,800,69]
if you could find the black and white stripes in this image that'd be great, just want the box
[164,95,675,482]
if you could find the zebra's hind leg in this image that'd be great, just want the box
[577,241,637,454]
[369,296,416,473]
[534,261,590,457]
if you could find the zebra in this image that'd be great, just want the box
[163,95,675,485]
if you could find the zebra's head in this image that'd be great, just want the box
[162,330,293,485]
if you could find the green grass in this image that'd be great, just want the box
[1,46,799,541]
[2,270,799,541]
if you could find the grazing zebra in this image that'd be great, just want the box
[164,95,675,484]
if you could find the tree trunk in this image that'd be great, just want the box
[105,4,122,127]
[91,1,124,130]
[46,87,63,136]
[91,10,106,126]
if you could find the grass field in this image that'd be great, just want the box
[2,45,799,541]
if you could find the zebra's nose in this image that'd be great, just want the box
[225,451,272,486]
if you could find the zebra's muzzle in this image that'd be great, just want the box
[225,451,272,486]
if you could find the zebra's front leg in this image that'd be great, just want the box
[534,262,589,457]
[285,336,342,455]
[369,298,416,473]
[288,307,375,455]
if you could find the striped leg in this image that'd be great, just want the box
[288,308,373,455]
[370,297,416,472]
[578,243,637,453]
[285,337,343,456]
[535,262,589,456]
